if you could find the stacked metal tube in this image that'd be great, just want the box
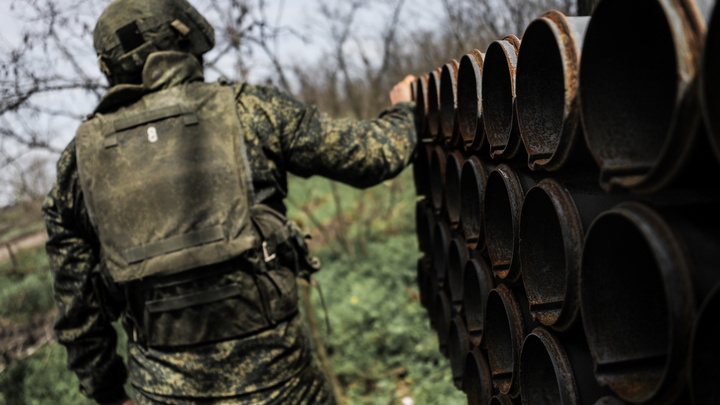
[412,1,720,404]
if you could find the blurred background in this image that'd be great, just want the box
[0,0,578,403]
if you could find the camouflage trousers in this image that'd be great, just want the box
[132,359,337,405]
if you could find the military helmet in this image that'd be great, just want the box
[94,0,215,85]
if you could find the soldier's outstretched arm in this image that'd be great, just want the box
[42,139,130,405]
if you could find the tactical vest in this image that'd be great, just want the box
[77,81,310,347]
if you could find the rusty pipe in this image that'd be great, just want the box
[449,315,470,390]
[460,156,493,251]
[484,164,539,283]
[483,35,524,160]
[701,1,720,164]
[429,145,446,214]
[413,143,432,199]
[463,256,494,347]
[689,282,720,405]
[580,202,720,404]
[520,327,611,405]
[465,347,493,405]
[414,74,432,142]
[440,60,461,146]
[491,394,516,405]
[593,398,627,405]
[579,0,707,193]
[427,68,443,143]
[445,149,465,228]
[458,50,486,152]
[446,236,469,308]
[518,177,622,331]
[432,219,451,287]
[417,256,432,311]
[516,11,591,171]
[485,283,526,398]
[436,290,452,358]
[415,198,430,253]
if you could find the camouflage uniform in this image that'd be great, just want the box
[42,51,416,405]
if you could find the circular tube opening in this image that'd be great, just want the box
[519,186,567,326]
[465,348,492,405]
[489,394,513,405]
[432,220,451,284]
[429,146,446,212]
[417,257,431,310]
[415,200,429,253]
[484,167,518,278]
[445,151,463,226]
[516,18,566,161]
[447,237,469,305]
[483,41,515,151]
[463,257,493,346]
[690,284,720,404]
[449,316,469,389]
[414,75,429,139]
[460,156,487,249]
[485,285,523,395]
[427,69,442,142]
[413,144,431,198]
[580,0,677,182]
[440,61,459,141]
[436,291,452,356]
[581,211,670,403]
[458,51,484,145]
[520,331,564,405]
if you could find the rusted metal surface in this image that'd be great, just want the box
[417,256,432,310]
[463,256,494,347]
[445,149,465,228]
[593,397,628,405]
[580,202,705,404]
[432,219,451,286]
[429,145,447,213]
[460,156,493,251]
[518,176,621,331]
[579,0,707,193]
[520,327,610,405]
[440,60,461,146]
[448,315,470,390]
[415,199,430,253]
[689,282,720,405]
[427,68,443,143]
[413,143,432,199]
[414,74,431,141]
[490,393,515,405]
[516,12,591,171]
[483,35,525,160]
[701,0,720,164]
[446,236,469,307]
[484,164,538,283]
[436,291,452,358]
[457,50,486,151]
[465,347,493,405]
[485,284,526,398]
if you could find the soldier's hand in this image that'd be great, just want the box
[390,75,416,105]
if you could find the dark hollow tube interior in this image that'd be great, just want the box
[447,237,468,305]
[413,145,431,198]
[489,394,513,405]
[485,289,515,393]
[427,71,441,140]
[414,76,428,138]
[516,19,565,158]
[465,348,492,405]
[519,187,567,326]
[483,42,514,149]
[580,0,677,175]
[415,200,428,253]
[690,284,720,404]
[463,258,492,346]
[429,146,446,211]
[484,170,515,273]
[520,333,563,404]
[458,53,482,144]
[440,62,458,140]
[581,212,670,403]
[460,157,486,248]
[432,220,450,284]
[436,292,452,355]
[449,317,469,389]
[445,152,463,225]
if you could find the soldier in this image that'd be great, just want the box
[41,0,416,404]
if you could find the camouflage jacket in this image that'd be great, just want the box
[42,52,416,404]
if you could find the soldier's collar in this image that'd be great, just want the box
[94,51,204,114]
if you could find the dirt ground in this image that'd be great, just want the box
[0,229,47,263]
